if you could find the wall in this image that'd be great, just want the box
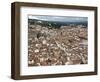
[0,0,100,82]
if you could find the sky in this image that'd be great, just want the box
[28,15,88,23]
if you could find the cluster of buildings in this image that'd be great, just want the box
[28,24,88,66]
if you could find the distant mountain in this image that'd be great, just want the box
[28,18,87,28]
[28,15,88,23]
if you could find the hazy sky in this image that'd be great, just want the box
[28,15,88,22]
